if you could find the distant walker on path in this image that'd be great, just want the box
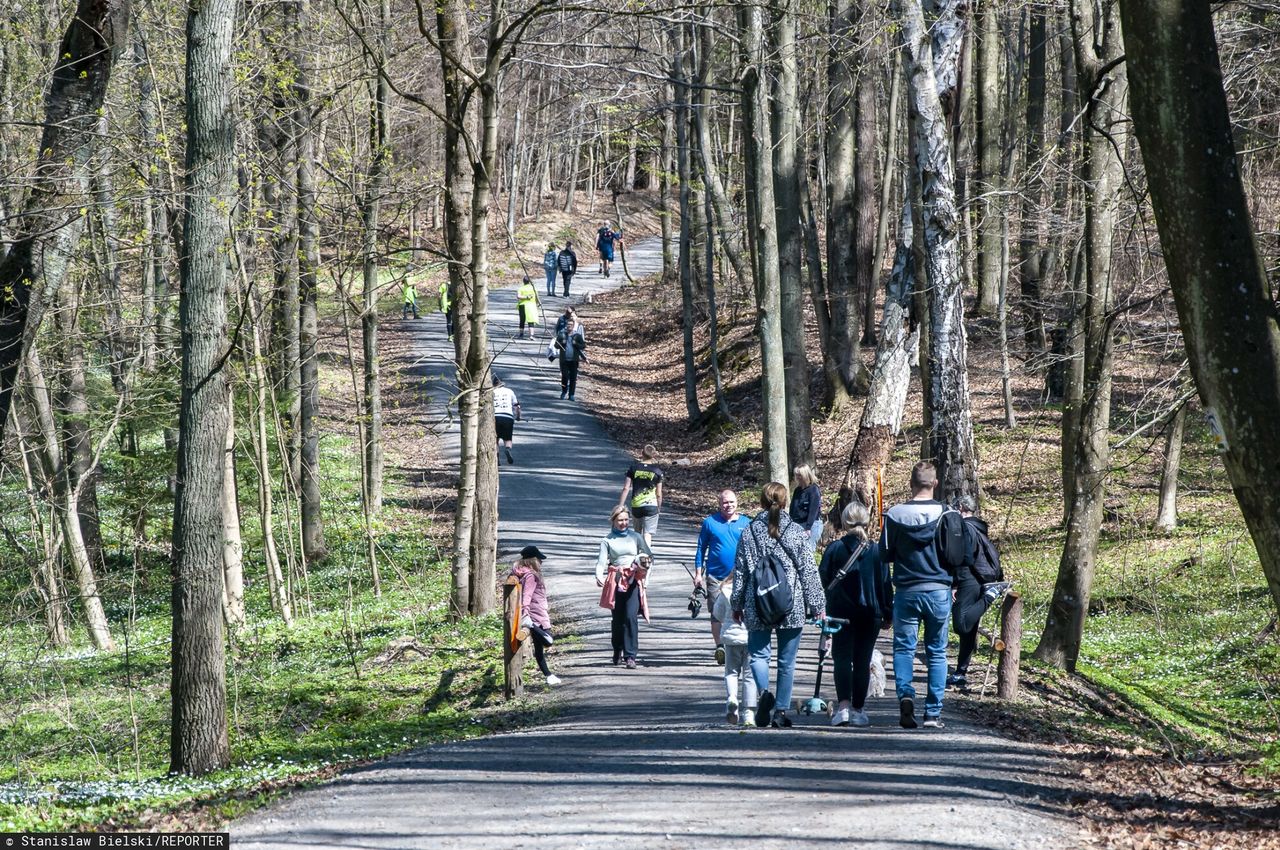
[492,376,521,466]
[557,241,578,297]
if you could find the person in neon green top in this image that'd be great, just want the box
[516,275,540,339]
[401,280,418,319]
[438,279,454,340]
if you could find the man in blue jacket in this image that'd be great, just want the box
[882,461,952,730]
[694,489,751,665]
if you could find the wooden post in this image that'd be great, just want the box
[503,577,527,699]
[996,591,1022,701]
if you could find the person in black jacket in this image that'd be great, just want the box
[820,501,891,727]
[947,496,1011,690]
[789,464,822,551]
[557,241,578,296]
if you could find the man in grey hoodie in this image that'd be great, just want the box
[882,461,952,729]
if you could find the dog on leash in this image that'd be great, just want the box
[867,649,887,699]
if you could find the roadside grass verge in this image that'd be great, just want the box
[0,431,536,832]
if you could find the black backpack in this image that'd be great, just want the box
[936,509,970,572]
[750,526,794,627]
[969,522,1003,583]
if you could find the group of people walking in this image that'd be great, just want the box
[541,222,623,298]
[515,455,1010,731]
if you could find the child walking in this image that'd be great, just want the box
[713,581,756,724]
[508,545,561,685]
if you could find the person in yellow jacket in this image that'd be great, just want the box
[401,280,418,319]
[438,279,454,340]
[516,275,540,339]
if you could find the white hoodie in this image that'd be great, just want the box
[713,584,749,646]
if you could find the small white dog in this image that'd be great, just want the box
[867,649,887,699]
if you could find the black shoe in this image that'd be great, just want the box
[946,672,967,690]
[771,709,792,728]
[612,652,621,666]
[755,690,776,729]
[505,449,515,465]
[899,697,918,729]
[560,390,567,399]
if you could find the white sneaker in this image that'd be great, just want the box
[831,706,851,727]
[850,709,870,727]
[545,674,562,686]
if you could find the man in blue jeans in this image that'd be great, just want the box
[693,489,751,664]
[882,461,953,729]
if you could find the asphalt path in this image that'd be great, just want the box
[232,238,1081,849]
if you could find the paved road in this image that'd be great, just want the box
[232,239,1081,849]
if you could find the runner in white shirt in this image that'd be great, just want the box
[492,376,521,465]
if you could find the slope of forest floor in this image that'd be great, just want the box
[578,279,1280,850]
[0,191,660,832]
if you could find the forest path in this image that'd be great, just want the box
[232,237,1082,849]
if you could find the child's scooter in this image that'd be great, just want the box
[800,615,849,715]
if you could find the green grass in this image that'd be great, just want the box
[0,378,536,831]
[984,417,1280,760]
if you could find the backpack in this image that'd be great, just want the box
[936,508,970,572]
[750,525,794,627]
[969,522,1003,583]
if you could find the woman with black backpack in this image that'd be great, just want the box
[730,482,825,728]
[820,501,892,727]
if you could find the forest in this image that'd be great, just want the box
[0,0,1277,841]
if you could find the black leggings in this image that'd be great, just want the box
[531,628,552,676]
[830,613,881,709]
[559,359,580,396]
[611,581,640,660]
[953,569,988,674]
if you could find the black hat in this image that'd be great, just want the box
[520,545,547,560]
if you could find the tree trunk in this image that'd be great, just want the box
[296,0,325,563]
[771,0,814,471]
[249,311,292,625]
[872,51,903,346]
[221,398,245,626]
[0,0,131,440]
[438,0,477,619]
[973,0,1002,316]
[360,2,388,512]
[740,0,789,484]
[1122,0,1280,617]
[1017,7,1049,356]
[659,93,674,281]
[170,0,234,775]
[24,349,115,651]
[896,0,980,502]
[824,0,857,410]
[54,287,104,573]
[851,70,879,369]
[674,34,701,424]
[848,195,919,513]
[1034,0,1127,671]
[1154,403,1185,534]
[694,22,751,289]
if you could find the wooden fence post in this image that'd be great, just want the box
[503,576,527,699]
[996,591,1022,701]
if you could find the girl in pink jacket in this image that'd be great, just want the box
[509,545,560,685]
